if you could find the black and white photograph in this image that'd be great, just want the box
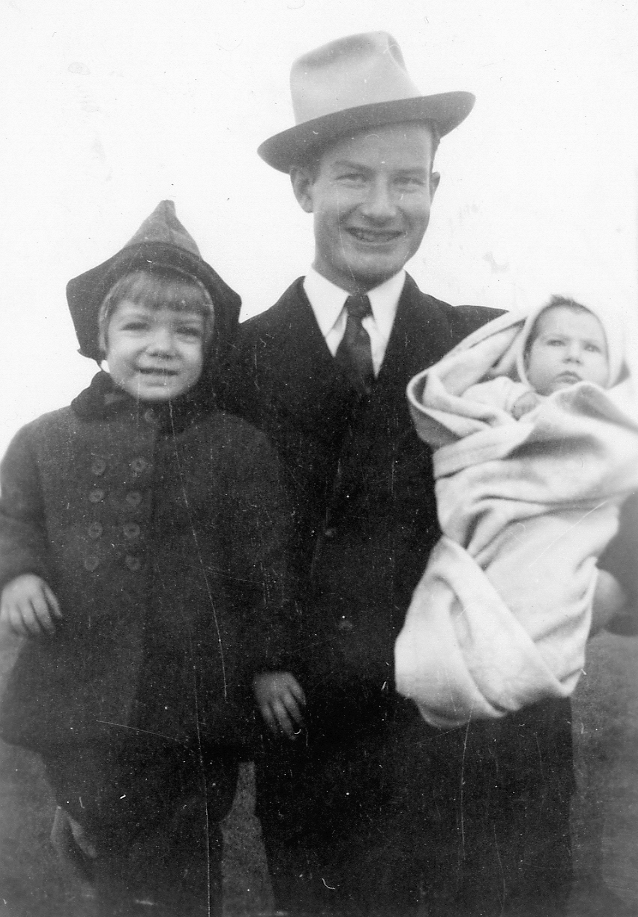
[1,2,637,915]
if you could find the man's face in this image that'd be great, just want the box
[525,305,609,395]
[292,123,439,293]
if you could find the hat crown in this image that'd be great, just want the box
[258,31,475,172]
[124,200,201,258]
[291,32,421,125]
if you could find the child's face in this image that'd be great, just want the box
[525,306,609,396]
[105,300,205,401]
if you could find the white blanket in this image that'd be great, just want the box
[395,308,638,728]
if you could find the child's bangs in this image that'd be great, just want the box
[119,270,212,316]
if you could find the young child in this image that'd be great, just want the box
[0,201,296,917]
[395,292,638,727]
[463,295,612,419]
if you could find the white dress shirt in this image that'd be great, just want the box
[303,268,406,375]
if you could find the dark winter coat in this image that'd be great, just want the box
[0,372,291,752]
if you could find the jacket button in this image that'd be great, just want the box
[88,489,104,503]
[125,491,142,507]
[91,458,107,475]
[123,522,141,539]
[83,555,99,571]
[88,522,103,539]
[143,408,159,425]
[337,616,354,633]
[125,555,142,572]
[324,527,337,539]
[131,457,149,474]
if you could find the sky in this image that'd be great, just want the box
[1,0,637,454]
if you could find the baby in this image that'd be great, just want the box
[464,295,611,418]
[397,290,638,728]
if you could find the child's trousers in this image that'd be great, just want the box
[42,736,239,917]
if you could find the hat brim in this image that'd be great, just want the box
[258,91,475,172]
[67,242,241,361]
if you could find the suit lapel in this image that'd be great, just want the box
[265,280,358,430]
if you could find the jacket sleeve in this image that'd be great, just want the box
[0,424,54,593]
[225,427,300,674]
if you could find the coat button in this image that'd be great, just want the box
[83,555,99,571]
[88,522,103,539]
[91,458,107,475]
[125,555,142,572]
[337,616,354,633]
[130,457,149,474]
[123,522,141,539]
[88,489,104,503]
[125,491,142,507]
[324,527,337,539]
[143,408,159,425]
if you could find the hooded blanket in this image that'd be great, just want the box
[394,299,638,728]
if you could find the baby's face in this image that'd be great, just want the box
[525,305,609,396]
[105,300,205,401]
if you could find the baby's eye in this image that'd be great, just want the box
[546,338,565,346]
[585,343,602,353]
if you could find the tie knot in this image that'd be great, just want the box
[344,294,372,322]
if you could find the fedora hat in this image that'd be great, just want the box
[67,200,241,362]
[258,31,475,172]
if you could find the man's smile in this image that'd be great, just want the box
[348,227,403,244]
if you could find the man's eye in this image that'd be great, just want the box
[396,176,425,189]
[338,173,366,184]
[122,322,148,331]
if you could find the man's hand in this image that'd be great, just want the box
[0,574,62,637]
[590,569,628,638]
[254,671,306,739]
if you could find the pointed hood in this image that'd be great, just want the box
[66,202,241,386]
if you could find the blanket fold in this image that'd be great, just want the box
[395,306,638,728]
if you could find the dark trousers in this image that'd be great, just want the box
[43,737,239,917]
[256,695,574,917]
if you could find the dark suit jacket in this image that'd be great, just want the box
[224,275,501,716]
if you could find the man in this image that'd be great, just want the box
[223,32,630,917]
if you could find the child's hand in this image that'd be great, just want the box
[0,574,62,637]
[254,671,306,739]
[511,391,541,419]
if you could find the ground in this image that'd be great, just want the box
[0,628,636,917]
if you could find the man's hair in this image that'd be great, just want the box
[97,268,214,358]
[291,119,441,178]
[524,295,598,355]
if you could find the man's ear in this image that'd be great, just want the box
[430,171,441,200]
[290,166,315,213]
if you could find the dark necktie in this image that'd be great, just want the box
[335,294,374,395]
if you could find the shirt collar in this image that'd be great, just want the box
[304,268,406,339]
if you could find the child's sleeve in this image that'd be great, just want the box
[0,425,53,592]
[598,492,638,635]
